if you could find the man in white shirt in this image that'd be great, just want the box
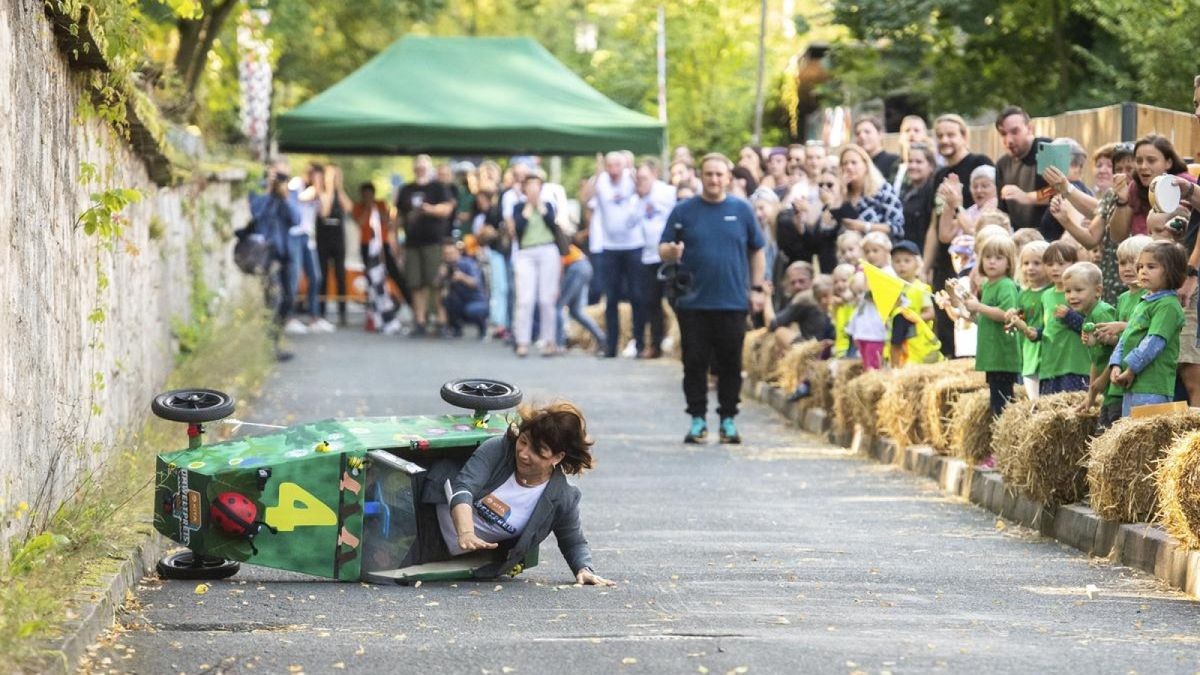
[584,152,641,357]
[632,160,677,358]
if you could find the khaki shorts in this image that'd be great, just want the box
[1181,293,1200,365]
[404,243,443,290]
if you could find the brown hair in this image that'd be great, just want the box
[1141,241,1189,291]
[994,105,1030,131]
[1043,240,1079,265]
[508,402,594,475]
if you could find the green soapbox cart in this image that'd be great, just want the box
[150,379,537,584]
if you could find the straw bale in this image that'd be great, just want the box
[923,372,987,455]
[773,340,827,393]
[950,389,995,463]
[843,368,891,437]
[998,392,1095,505]
[1156,430,1200,549]
[799,356,836,416]
[831,359,865,434]
[993,391,1086,487]
[1086,413,1200,522]
[877,360,976,449]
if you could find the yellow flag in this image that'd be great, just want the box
[861,261,905,320]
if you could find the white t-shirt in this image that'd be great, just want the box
[586,197,605,254]
[437,472,549,556]
[635,181,678,264]
[501,187,523,221]
[593,170,641,251]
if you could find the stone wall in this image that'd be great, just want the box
[0,1,250,546]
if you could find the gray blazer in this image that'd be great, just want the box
[426,434,594,578]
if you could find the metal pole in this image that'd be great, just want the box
[752,0,767,145]
[657,5,669,177]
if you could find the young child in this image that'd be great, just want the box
[888,240,941,366]
[1011,227,1045,251]
[962,235,1022,422]
[837,230,864,267]
[934,234,978,358]
[831,263,857,358]
[1035,241,1091,394]
[1058,262,1117,417]
[846,232,893,369]
[1089,235,1152,427]
[1011,240,1050,399]
[1110,241,1188,417]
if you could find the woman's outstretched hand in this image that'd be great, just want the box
[457,532,498,552]
[576,569,616,586]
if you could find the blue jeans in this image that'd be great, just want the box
[287,233,321,318]
[558,258,606,348]
[1122,392,1170,417]
[599,248,644,355]
[487,248,510,330]
[443,292,489,335]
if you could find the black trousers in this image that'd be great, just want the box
[635,262,666,352]
[317,225,347,319]
[986,371,1018,417]
[677,309,747,418]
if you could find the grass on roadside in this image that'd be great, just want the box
[0,293,275,672]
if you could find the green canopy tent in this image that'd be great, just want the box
[276,36,664,156]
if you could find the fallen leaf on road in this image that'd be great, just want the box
[502,668,516,673]
[995,519,1007,531]
[194,584,209,595]
[287,666,303,674]
[698,667,709,674]
[622,657,638,665]
[414,581,422,588]
[1085,584,1098,600]
[725,668,749,675]
[494,585,503,592]
[425,602,440,607]
[355,645,365,656]
[332,663,345,670]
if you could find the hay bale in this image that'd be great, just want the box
[1088,413,1200,522]
[773,340,827,393]
[877,360,976,449]
[993,391,1085,486]
[923,372,987,455]
[831,359,865,434]
[568,302,636,353]
[998,392,1095,505]
[1157,431,1200,549]
[740,327,773,381]
[950,389,995,463]
[799,356,836,416]
[843,368,891,437]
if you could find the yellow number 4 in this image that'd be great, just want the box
[264,482,337,532]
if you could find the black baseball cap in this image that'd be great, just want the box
[892,240,921,256]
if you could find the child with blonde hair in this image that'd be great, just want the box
[836,230,864,267]
[1089,235,1152,427]
[847,233,893,369]
[831,263,857,357]
[962,234,1022,421]
[1009,240,1051,398]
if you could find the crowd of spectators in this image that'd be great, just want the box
[249,74,1200,442]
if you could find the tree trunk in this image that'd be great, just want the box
[173,0,239,109]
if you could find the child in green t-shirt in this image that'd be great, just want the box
[1009,241,1092,395]
[963,235,1021,419]
[1110,242,1189,417]
[1057,262,1118,420]
[1007,241,1050,399]
[1088,235,1152,428]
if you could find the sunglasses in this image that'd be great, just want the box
[819,182,836,189]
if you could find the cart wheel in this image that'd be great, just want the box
[151,389,236,424]
[439,379,523,411]
[156,551,240,580]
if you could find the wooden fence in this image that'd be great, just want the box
[879,103,1199,184]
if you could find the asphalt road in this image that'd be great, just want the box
[92,328,1200,674]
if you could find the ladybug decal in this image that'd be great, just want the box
[212,492,258,537]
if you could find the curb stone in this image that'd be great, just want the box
[44,530,165,674]
[743,376,1200,599]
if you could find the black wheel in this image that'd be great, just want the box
[440,379,523,411]
[156,551,240,580]
[151,389,235,423]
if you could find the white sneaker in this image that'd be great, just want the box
[382,318,402,336]
[311,318,336,333]
[283,318,309,335]
[621,339,638,358]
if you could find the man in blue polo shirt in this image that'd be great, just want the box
[660,153,766,444]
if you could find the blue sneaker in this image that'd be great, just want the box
[684,417,707,444]
[719,417,741,444]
